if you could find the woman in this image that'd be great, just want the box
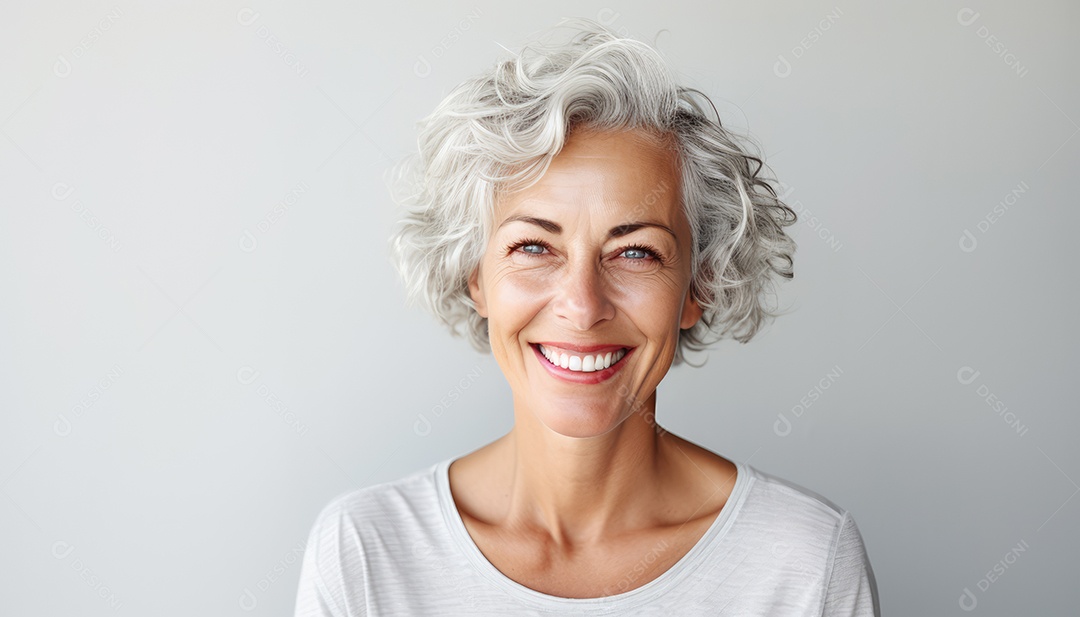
[294,18,879,616]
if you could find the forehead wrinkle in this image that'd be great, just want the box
[497,182,681,241]
[494,131,684,239]
[506,173,662,215]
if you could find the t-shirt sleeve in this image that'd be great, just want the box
[821,511,880,617]
[293,498,367,617]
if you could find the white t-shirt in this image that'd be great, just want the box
[293,457,880,616]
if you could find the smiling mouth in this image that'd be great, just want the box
[531,343,632,373]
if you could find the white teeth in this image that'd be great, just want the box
[582,355,595,372]
[538,345,627,373]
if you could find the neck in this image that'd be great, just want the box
[497,389,669,547]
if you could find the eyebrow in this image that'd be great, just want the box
[498,215,676,240]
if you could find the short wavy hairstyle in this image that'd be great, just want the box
[387,18,797,366]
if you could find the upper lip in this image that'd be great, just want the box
[532,341,632,353]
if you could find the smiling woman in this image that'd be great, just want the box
[294,17,879,617]
[467,127,700,436]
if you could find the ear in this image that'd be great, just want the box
[679,285,704,330]
[467,265,488,318]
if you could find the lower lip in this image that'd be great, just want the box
[530,344,634,384]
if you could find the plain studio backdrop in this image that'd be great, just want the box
[1,1,1076,615]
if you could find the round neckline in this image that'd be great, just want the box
[434,455,753,611]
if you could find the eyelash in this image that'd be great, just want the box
[505,237,666,264]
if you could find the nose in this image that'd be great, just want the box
[551,258,616,330]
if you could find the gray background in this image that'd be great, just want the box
[2,1,1076,615]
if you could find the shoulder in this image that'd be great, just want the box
[294,463,444,616]
[736,464,879,615]
[740,464,853,540]
[308,463,439,539]
[735,464,867,575]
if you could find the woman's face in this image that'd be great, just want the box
[468,128,702,438]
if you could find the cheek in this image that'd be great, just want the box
[485,270,554,325]
[609,270,684,306]
[607,274,688,336]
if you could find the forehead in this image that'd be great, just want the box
[497,129,682,222]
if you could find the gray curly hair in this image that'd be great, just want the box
[387,18,796,366]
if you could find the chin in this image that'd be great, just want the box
[534,405,626,439]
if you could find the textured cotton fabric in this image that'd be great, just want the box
[294,457,880,616]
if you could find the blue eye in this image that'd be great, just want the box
[506,238,552,257]
[623,248,649,259]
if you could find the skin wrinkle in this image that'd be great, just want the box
[453,128,737,598]
[497,214,678,241]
